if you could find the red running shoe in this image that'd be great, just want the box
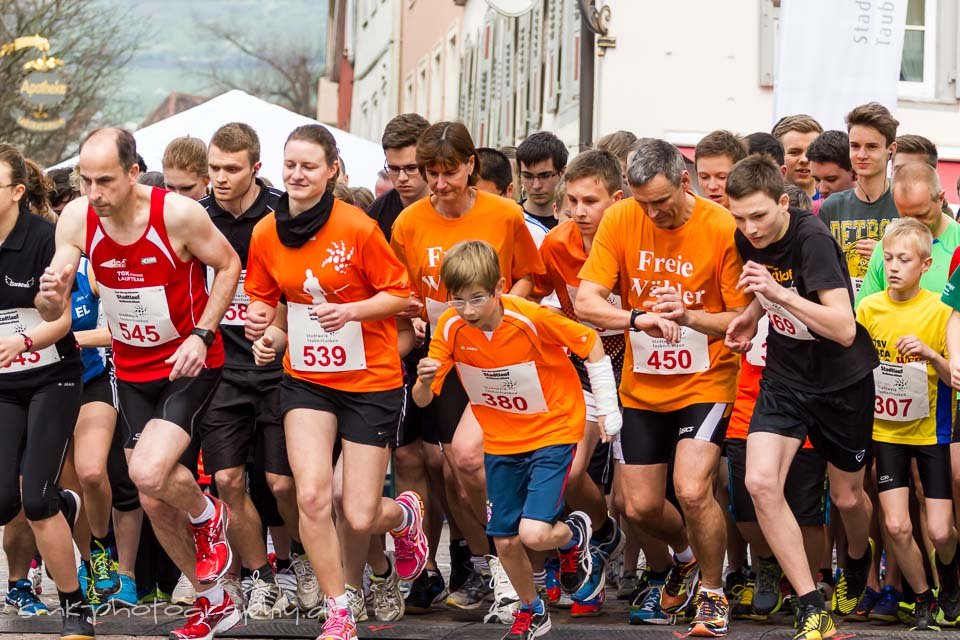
[390,491,428,581]
[169,593,240,640]
[191,497,233,583]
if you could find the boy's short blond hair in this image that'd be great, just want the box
[441,240,501,295]
[882,217,933,260]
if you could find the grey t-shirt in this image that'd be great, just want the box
[817,187,899,293]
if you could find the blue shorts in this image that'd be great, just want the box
[484,444,576,537]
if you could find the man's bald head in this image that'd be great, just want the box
[80,128,138,172]
[893,161,942,203]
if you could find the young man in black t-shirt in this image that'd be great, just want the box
[724,155,879,639]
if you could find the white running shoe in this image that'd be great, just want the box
[171,573,196,606]
[483,555,520,624]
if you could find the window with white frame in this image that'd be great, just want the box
[416,59,429,116]
[430,46,443,121]
[898,0,936,98]
[404,74,415,113]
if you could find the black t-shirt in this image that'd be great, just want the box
[734,209,878,393]
[0,210,81,388]
[201,179,283,372]
[366,189,405,242]
[524,209,557,230]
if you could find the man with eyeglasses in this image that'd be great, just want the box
[366,114,431,242]
[517,131,569,231]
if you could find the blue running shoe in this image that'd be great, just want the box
[4,579,49,617]
[572,548,606,603]
[594,519,625,563]
[868,585,903,624]
[90,539,120,596]
[78,562,90,596]
[107,574,138,608]
[629,580,677,625]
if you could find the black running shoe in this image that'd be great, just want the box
[557,511,592,594]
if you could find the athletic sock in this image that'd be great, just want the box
[701,585,724,597]
[522,596,545,614]
[845,548,870,574]
[818,567,835,585]
[487,536,498,556]
[916,589,935,604]
[533,570,547,590]
[559,521,582,552]
[674,547,694,563]
[255,563,275,583]
[471,555,489,574]
[275,557,291,572]
[58,588,84,613]
[8,581,16,592]
[198,584,224,606]
[798,590,822,610]
[392,501,414,533]
[331,592,351,611]
[188,496,215,525]
[593,516,614,543]
[92,531,115,552]
[291,540,306,556]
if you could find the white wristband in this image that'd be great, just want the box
[585,355,623,436]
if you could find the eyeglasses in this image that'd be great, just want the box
[384,163,420,178]
[447,293,492,309]
[520,171,560,183]
[0,184,15,190]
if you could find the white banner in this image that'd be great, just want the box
[774,0,908,130]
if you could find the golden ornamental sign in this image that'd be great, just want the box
[2,34,69,131]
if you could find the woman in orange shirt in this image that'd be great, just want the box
[244,125,427,639]
[390,122,544,608]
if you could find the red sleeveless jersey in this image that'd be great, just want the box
[85,188,224,382]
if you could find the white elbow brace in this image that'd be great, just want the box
[585,355,622,436]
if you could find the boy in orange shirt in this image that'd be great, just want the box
[413,240,626,640]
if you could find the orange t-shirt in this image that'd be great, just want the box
[390,190,544,328]
[428,295,597,455]
[578,195,749,411]
[728,354,813,448]
[245,199,410,392]
[537,219,626,371]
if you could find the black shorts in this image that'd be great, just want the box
[749,374,874,473]
[725,438,828,526]
[198,369,290,476]
[279,375,405,448]
[396,345,439,447]
[586,441,612,493]
[874,441,952,500]
[615,403,730,465]
[116,368,222,449]
[434,373,469,445]
[81,369,115,407]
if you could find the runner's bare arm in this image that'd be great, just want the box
[0,299,74,369]
[724,298,763,353]
[740,261,856,346]
[645,286,744,337]
[246,300,278,342]
[412,357,439,407]
[397,317,415,358]
[577,280,679,340]
[36,201,85,321]
[311,291,408,332]
[509,274,534,298]
[896,335,951,386]
[172,201,242,331]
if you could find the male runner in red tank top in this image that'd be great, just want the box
[37,128,244,640]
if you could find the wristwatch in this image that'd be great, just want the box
[18,333,33,353]
[629,309,646,331]
[190,328,216,347]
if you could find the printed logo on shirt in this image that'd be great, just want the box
[141,256,157,265]
[629,251,706,306]
[459,345,480,352]
[321,241,355,275]
[99,258,127,269]
[855,450,866,463]
[679,425,695,434]
[4,275,34,288]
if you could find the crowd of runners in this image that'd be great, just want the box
[2,101,960,640]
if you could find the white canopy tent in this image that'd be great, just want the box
[53,90,385,190]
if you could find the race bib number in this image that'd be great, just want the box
[756,291,814,341]
[0,308,60,373]
[208,267,249,327]
[287,302,366,373]
[630,326,710,375]
[873,361,929,422]
[425,297,449,333]
[457,361,548,414]
[99,285,180,346]
[565,285,622,336]
[746,316,769,367]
